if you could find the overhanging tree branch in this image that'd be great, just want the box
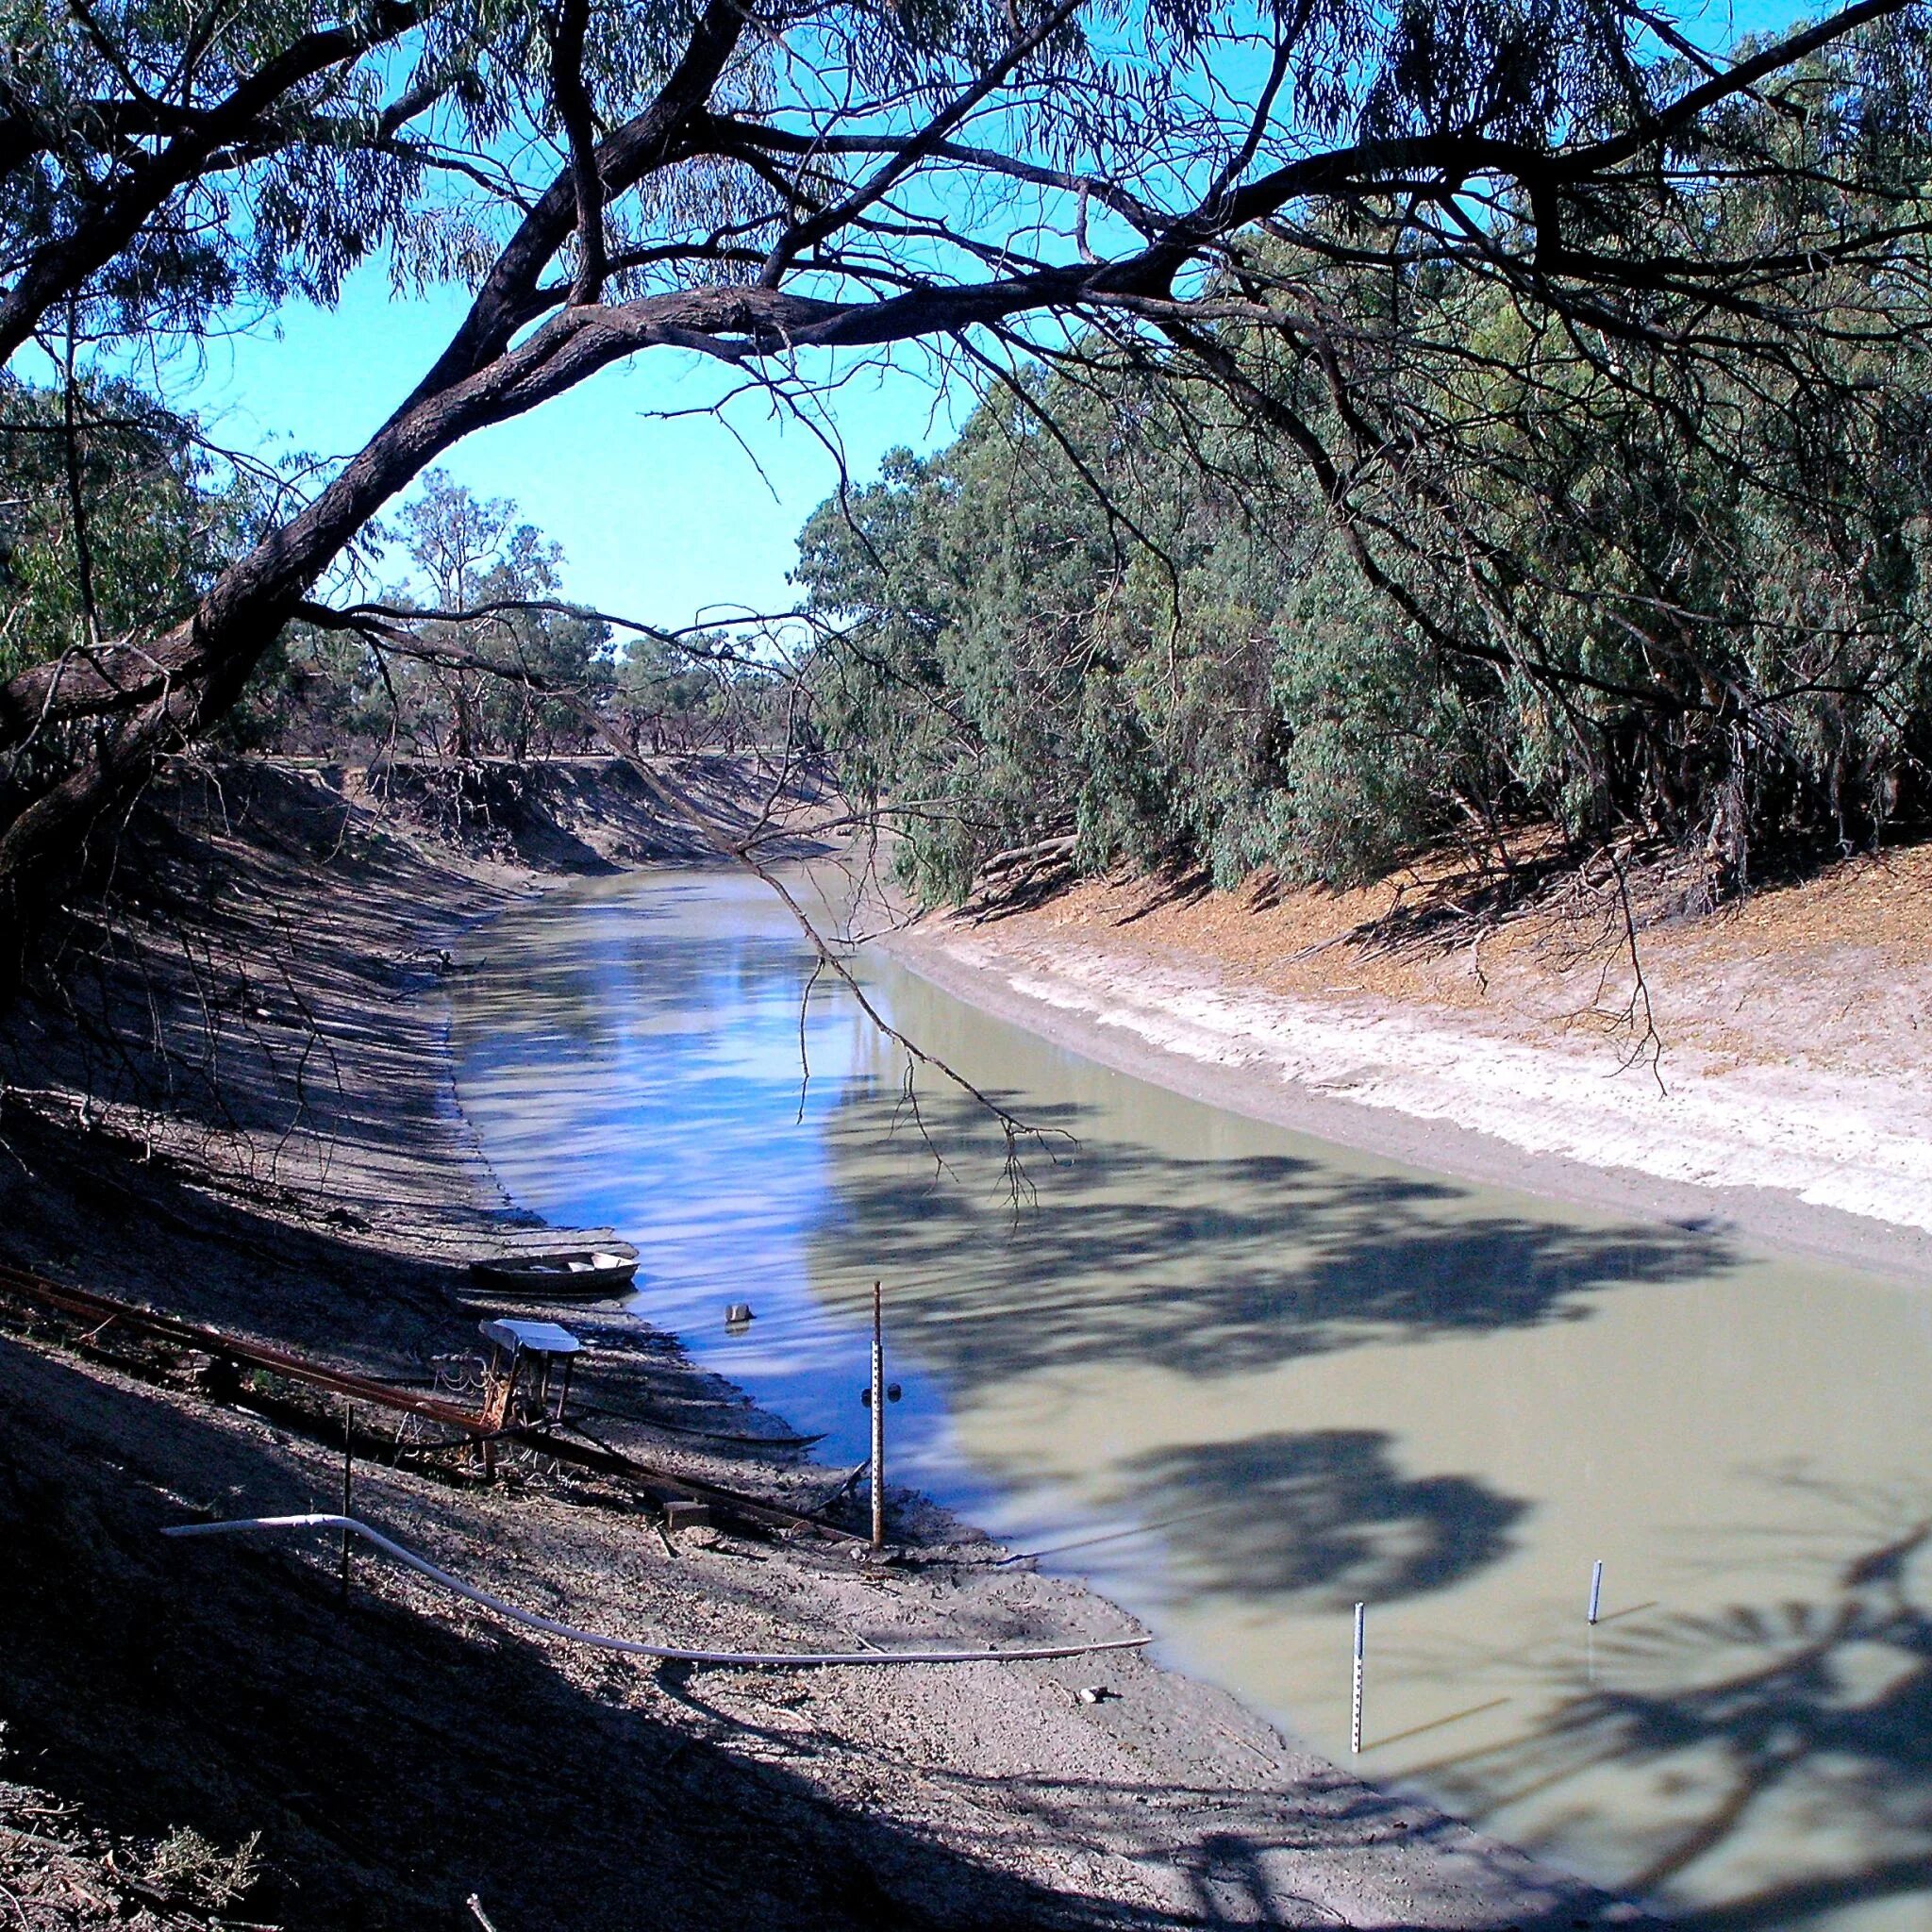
[2,0,1926,921]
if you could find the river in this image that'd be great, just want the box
[452,863,1932,1931]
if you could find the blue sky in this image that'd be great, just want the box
[178,267,969,630]
[155,0,1808,634]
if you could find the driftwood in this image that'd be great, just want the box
[959,835,1079,924]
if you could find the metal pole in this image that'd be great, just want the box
[870,1281,885,1554]
[1351,1602,1365,1755]
[340,1401,354,1601]
[1588,1559,1604,1625]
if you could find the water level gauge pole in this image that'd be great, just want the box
[871,1281,886,1554]
[1351,1603,1365,1754]
[340,1400,354,1602]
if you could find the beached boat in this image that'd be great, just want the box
[467,1248,639,1296]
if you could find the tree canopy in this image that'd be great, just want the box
[800,249,1932,901]
[1,0,1930,930]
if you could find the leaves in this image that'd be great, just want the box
[799,151,1932,899]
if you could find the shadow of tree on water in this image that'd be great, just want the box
[1418,1482,1932,1931]
[1114,1429,1527,1609]
[805,1085,1702,1618]
[812,1089,1738,1390]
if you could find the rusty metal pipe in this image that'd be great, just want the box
[0,1261,861,1541]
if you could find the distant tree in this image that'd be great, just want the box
[395,472,610,758]
[616,629,737,752]
[258,470,618,758]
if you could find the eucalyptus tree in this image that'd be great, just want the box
[801,202,1932,903]
[391,470,609,755]
[0,0,496,361]
[0,370,251,683]
[1,0,1928,931]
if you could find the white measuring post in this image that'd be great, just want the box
[1588,1559,1605,1625]
[870,1280,886,1554]
[1351,1602,1365,1755]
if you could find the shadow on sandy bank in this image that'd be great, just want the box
[0,1338,1624,1931]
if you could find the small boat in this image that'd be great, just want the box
[468,1248,639,1297]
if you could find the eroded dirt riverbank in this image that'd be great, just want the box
[888,852,1932,1281]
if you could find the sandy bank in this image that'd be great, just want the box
[886,859,1932,1283]
[0,759,1634,1930]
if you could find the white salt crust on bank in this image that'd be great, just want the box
[935,931,1932,1236]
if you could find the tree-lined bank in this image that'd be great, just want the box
[5,0,1932,934]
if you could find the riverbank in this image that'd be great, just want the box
[887,849,1932,1282]
[0,759,1632,1930]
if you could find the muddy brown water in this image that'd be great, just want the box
[453,866,1932,1931]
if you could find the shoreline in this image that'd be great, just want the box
[0,761,1639,1931]
[885,914,1932,1286]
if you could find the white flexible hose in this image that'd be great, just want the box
[162,1514,1152,1669]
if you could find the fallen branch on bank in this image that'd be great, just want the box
[0,1260,484,1431]
[959,834,1080,924]
[163,1513,1153,1669]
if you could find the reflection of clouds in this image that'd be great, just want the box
[454,873,950,1466]
[463,906,855,1190]
[1117,1429,1525,1609]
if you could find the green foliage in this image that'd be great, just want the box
[0,0,716,351]
[258,469,616,757]
[7,0,1932,900]
[615,630,776,751]
[800,372,1488,894]
[0,371,253,682]
[397,470,611,757]
[1266,563,1465,884]
[5,0,421,344]
[257,471,780,758]
[800,137,1932,901]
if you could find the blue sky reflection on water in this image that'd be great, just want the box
[451,866,982,1493]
